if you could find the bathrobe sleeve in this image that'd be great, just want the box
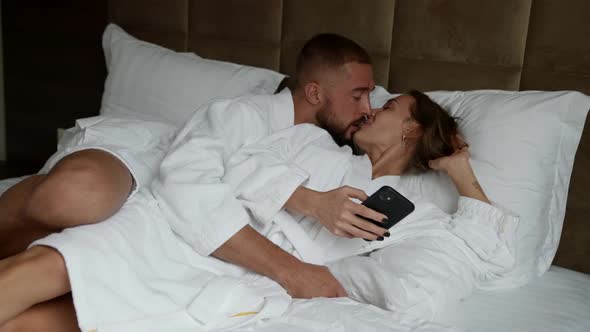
[224,125,330,225]
[152,99,305,256]
[449,197,519,283]
[327,196,520,319]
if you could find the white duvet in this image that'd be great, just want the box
[25,122,518,332]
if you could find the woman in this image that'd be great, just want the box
[0,91,516,331]
[223,90,516,321]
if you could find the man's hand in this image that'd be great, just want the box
[278,262,347,299]
[214,226,346,299]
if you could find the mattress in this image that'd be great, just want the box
[1,177,589,331]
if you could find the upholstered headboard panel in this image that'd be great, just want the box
[108,0,590,94]
[107,0,590,273]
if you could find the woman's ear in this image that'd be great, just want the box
[304,82,322,106]
[402,122,424,147]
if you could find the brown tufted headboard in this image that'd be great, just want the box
[107,0,590,274]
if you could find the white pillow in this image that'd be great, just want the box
[370,87,590,285]
[100,24,285,127]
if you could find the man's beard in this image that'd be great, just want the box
[331,131,365,156]
[316,99,353,148]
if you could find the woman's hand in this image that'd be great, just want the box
[313,186,390,240]
[428,145,471,178]
[285,186,390,240]
[428,137,490,204]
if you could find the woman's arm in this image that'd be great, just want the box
[428,146,491,204]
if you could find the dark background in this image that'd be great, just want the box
[1,1,108,178]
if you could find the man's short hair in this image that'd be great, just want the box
[293,33,372,89]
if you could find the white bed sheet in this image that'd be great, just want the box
[0,176,27,193]
[437,266,590,331]
[0,177,588,331]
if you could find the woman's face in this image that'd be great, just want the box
[353,94,420,151]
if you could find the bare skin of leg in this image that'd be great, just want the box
[0,247,72,327]
[0,149,133,259]
[0,149,133,329]
[0,295,78,332]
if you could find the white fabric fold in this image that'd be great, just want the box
[187,274,291,330]
[152,89,295,256]
[32,191,290,332]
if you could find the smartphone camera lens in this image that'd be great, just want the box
[378,192,392,201]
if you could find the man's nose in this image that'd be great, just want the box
[360,98,372,116]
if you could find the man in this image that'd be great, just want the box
[0,33,388,331]
[152,33,389,299]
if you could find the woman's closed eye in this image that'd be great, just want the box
[383,98,397,111]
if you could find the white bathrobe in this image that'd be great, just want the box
[35,89,307,332]
[151,88,309,257]
[33,97,517,331]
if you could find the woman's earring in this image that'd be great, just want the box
[402,135,407,148]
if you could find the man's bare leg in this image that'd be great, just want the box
[0,149,133,258]
[0,176,53,259]
[0,295,78,332]
[0,246,70,326]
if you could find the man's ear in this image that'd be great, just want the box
[304,82,322,106]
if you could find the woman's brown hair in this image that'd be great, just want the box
[407,90,459,172]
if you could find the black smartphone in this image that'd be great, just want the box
[360,185,415,230]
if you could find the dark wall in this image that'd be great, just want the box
[2,1,108,176]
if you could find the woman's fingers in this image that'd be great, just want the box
[342,186,368,201]
[452,134,468,150]
[429,146,470,171]
[428,157,444,170]
[354,204,388,225]
[348,213,389,239]
[318,185,391,240]
[340,220,382,240]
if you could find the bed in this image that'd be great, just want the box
[2,0,590,331]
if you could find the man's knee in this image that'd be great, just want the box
[25,149,133,228]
